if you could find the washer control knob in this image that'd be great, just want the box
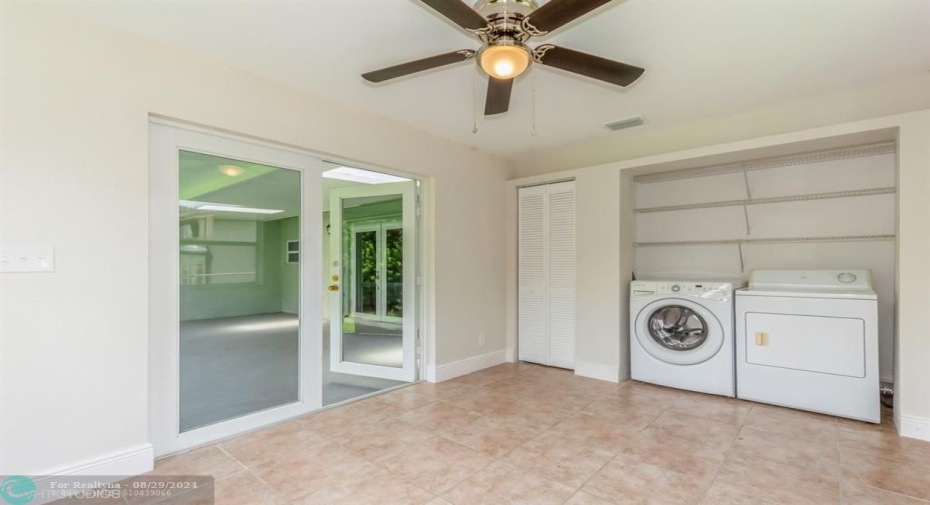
[837,272,857,283]
[671,285,681,292]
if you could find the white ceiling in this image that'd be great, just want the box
[47,0,930,159]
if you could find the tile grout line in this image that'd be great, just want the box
[836,415,846,505]
[367,431,494,503]
[433,373,614,503]
[215,442,296,505]
[564,392,675,505]
[859,484,930,504]
[318,397,470,502]
[502,386,617,505]
[303,407,443,503]
[694,401,755,504]
[558,387,653,505]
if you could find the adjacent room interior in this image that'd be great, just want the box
[178,153,414,431]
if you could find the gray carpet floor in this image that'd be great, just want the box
[179,312,406,432]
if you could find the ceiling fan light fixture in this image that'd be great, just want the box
[479,44,531,79]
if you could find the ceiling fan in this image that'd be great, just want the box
[362,0,644,116]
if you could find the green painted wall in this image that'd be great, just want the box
[180,219,283,321]
[280,217,300,315]
[180,199,403,322]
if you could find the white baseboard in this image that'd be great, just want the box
[427,349,509,383]
[574,361,620,383]
[38,443,154,477]
[505,348,516,362]
[27,444,154,504]
[898,415,930,441]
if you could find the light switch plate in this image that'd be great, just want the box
[0,246,55,273]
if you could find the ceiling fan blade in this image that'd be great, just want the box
[419,0,490,32]
[484,77,513,115]
[534,45,644,86]
[362,50,476,83]
[523,0,613,35]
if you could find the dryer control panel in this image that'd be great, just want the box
[631,281,736,302]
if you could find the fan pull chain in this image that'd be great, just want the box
[472,70,479,134]
[531,66,538,136]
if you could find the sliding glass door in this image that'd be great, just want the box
[149,122,322,456]
[177,151,302,432]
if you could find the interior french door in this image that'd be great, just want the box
[350,223,403,323]
[329,182,417,382]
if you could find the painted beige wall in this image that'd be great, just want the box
[0,3,512,474]
[893,113,930,438]
[507,110,930,439]
[505,168,632,381]
[574,170,622,375]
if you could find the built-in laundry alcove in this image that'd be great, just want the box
[631,142,897,382]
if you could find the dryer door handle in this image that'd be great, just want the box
[755,332,769,346]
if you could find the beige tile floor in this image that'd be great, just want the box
[150,362,930,505]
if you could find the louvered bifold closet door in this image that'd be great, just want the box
[518,181,576,369]
[546,181,576,369]
[518,185,548,365]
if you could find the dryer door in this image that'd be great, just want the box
[634,298,725,365]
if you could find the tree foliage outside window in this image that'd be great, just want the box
[344,219,403,319]
[356,230,378,315]
[385,228,403,317]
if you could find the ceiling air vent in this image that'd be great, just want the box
[605,115,645,131]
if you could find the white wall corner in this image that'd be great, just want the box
[574,361,620,383]
[897,415,930,442]
[505,348,516,362]
[35,443,154,479]
[427,349,509,383]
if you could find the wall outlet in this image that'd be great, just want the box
[478,333,486,347]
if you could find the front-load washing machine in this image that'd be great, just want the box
[630,279,744,397]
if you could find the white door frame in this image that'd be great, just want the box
[148,121,323,456]
[329,182,417,382]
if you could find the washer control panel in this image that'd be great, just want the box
[631,281,736,302]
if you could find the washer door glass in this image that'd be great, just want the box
[648,305,708,351]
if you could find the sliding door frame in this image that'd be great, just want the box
[149,118,433,457]
[149,121,322,456]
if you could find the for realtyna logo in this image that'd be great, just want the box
[0,476,36,505]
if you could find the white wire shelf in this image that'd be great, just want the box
[633,142,895,184]
[634,187,896,214]
[634,235,896,248]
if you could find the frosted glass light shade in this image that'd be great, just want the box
[479,45,531,79]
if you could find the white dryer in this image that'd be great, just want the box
[736,270,879,423]
[630,279,743,397]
